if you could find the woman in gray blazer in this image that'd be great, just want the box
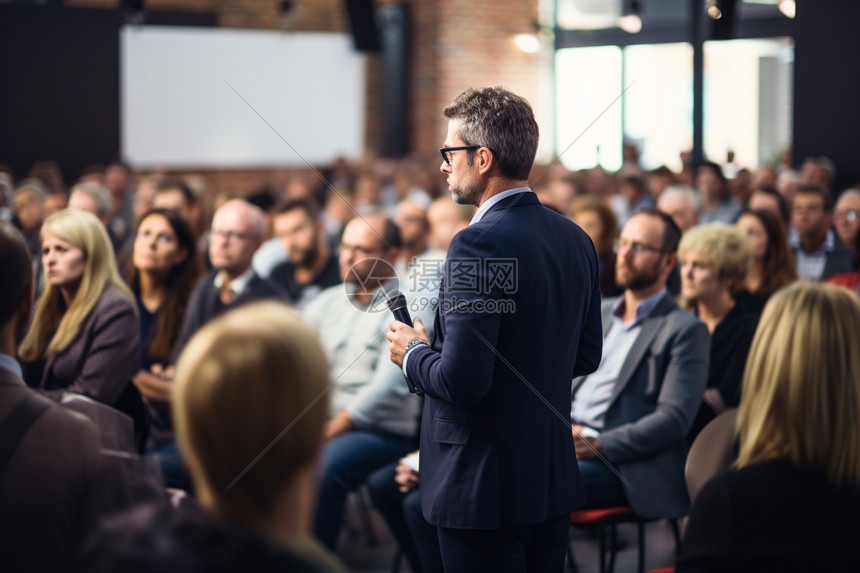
[19,208,144,447]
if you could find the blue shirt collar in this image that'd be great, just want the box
[470,187,532,225]
[611,287,668,326]
[0,353,23,379]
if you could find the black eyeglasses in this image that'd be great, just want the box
[440,145,484,166]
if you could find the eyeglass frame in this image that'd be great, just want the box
[835,208,859,222]
[439,145,487,166]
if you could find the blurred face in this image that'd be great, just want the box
[696,167,724,201]
[834,194,860,248]
[441,119,482,206]
[133,214,187,274]
[68,190,101,218]
[748,191,782,220]
[209,206,261,277]
[153,189,192,222]
[275,209,318,268]
[427,201,466,252]
[13,190,44,233]
[104,165,131,197]
[681,250,723,302]
[43,193,68,219]
[791,193,829,237]
[736,213,768,262]
[396,202,428,249]
[657,193,698,233]
[339,219,390,286]
[615,214,669,292]
[573,210,604,253]
[42,233,85,289]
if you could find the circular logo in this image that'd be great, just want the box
[344,257,401,313]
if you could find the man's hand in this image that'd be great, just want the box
[387,316,429,367]
[394,464,419,493]
[324,410,354,441]
[572,424,602,459]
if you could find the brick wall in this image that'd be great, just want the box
[62,0,540,197]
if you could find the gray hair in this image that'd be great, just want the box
[70,182,112,218]
[14,178,49,200]
[660,184,704,214]
[443,87,539,181]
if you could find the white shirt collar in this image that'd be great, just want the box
[470,187,533,225]
[213,267,256,297]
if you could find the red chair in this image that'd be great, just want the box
[566,506,681,573]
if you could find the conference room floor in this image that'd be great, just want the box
[337,492,680,572]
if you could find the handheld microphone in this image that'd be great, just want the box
[385,290,413,327]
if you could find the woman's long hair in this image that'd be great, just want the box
[127,208,203,364]
[742,208,797,295]
[20,209,134,360]
[736,282,860,489]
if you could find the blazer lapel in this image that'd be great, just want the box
[607,296,675,406]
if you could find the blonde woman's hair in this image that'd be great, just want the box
[19,209,134,361]
[677,222,751,301]
[736,282,860,489]
[172,301,329,526]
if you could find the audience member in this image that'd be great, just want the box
[18,209,145,447]
[570,209,708,519]
[80,302,344,572]
[657,183,704,233]
[833,188,860,252]
[247,187,288,278]
[800,155,836,193]
[735,209,797,312]
[69,182,127,253]
[678,223,757,440]
[28,159,67,196]
[776,168,800,205]
[303,213,433,550]
[104,161,134,243]
[44,190,69,219]
[171,199,283,359]
[646,165,677,200]
[571,198,622,297]
[729,168,753,206]
[789,185,853,281]
[126,208,204,487]
[697,161,741,224]
[677,282,860,572]
[828,228,860,293]
[426,197,473,252]
[269,198,340,309]
[12,179,47,261]
[611,175,654,227]
[747,186,789,225]
[0,221,104,573]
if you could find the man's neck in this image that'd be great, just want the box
[622,284,664,322]
[800,229,827,253]
[476,178,529,207]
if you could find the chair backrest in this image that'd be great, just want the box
[685,409,738,505]
[60,392,137,454]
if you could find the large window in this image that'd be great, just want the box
[555,37,793,172]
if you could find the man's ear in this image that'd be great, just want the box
[477,148,495,176]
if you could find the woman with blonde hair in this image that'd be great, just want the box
[677,282,860,571]
[79,302,343,572]
[678,223,758,439]
[19,208,144,445]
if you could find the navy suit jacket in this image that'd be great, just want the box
[405,191,603,529]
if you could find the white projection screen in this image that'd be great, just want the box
[120,26,366,169]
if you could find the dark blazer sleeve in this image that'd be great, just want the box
[44,289,140,407]
[171,278,209,363]
[405,228,503,406]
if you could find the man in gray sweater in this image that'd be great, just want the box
[303,213,436,551]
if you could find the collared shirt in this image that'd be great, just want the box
[0,352,22,379]
[570,288,667,429]
[213,267,256,299]
[789,225,835,281]
[469,187,532,226]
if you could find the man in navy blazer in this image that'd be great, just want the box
[388,87,603,573]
